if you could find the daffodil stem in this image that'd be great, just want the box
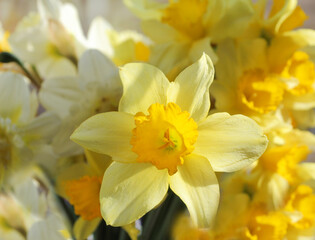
[0,52,41,89]
[118,229,129,240]
[154,193,184,240]
[140,191,184,240]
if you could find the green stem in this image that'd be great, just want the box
[154,193,183,240]
[0,52,41,89]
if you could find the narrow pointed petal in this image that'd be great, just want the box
[170,154,219,228]
[168,54,214,122]
[100,162,169,226]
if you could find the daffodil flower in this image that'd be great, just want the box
[71,54,268,228]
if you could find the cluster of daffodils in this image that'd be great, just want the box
[1,0,315,239]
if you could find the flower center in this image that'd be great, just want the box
[64,175,102,221]
[285,185,315,229]
[161,0,207,40]
[259,145,309,184]
[131,103,198,175]
[281,51,315,96]
[238,69,285,114]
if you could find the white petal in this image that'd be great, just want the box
[0,72,35,124]
[78,49,120,91]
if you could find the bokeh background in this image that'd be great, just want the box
[1,0,314,33]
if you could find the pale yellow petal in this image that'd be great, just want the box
[168,54,214,122]
[73,217,101,240]
[119,62,169,114]
[71,112,137,163]
[100,162,168,226]
[122,223,140,240]
[170,154,219,228]
[194,113,268,172]
[123,0,164,20]
[189,37,218,64]
[56,162,92,198]
[84,149,112,176]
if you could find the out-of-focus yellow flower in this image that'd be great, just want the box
[172,214,210,240]
[124,0,253,79]
[87,17,151,66]
[57,149,112,240]
[212,35,315,129]
[71,54,267,228]
[250,0,308,39]
[243,207,288,240]
[285,185,315,230]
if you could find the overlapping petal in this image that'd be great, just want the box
[170,154,219,228]
[168,53,214,122]
[119,62,169,114]
[100,162,169,226]
[194,113,268,172]
[71,112,137,163]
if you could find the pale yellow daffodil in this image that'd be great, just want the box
[212,33,315,129]
[71,54,267,228]
[87,17,151,66]
[124,0,254,80]
[246,0,308,40]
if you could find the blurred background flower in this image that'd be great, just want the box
[3,0,314,33]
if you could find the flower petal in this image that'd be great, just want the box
[71,112,137,163]
[194,113,268,172]
[170,154,219,228]
[0,72,36,124]
[168,53,214,122]
[119,63,170,114]
[100,162,168,226]
[73,217,101,240]
[78,49,120,90]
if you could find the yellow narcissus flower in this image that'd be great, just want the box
[87,17,151,66]
[71,54,268,227]
[56,149,112,240]
[248,0,308,39]
[124,0,254,80]
[212,34,315,129]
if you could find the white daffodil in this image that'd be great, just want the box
[39,49,121,157]
[0,71,60,184]
[0,165,72,240]
[8,0,87,78]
